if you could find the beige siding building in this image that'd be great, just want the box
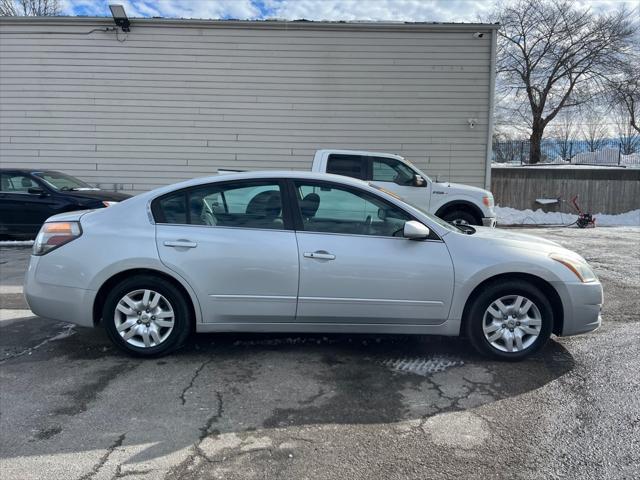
[0,17,497,193]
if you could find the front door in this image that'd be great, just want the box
[154,179,299,324]
[291,180,454,325]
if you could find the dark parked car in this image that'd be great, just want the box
[0,169,130,238]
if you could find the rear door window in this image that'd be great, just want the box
[326,154,367,180]
[154,181,286,230]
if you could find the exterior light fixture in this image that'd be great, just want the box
[109,4,130,32]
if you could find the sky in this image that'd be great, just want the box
[59,0,637,22]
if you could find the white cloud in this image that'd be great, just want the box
[263,0,492,22]
[264,0,638,22]
[61,0,261,19]
[146,0,261,19]
[59,0,637,21]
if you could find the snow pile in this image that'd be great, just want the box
[493,162,626,169]
[492,151,640,168]
[621,152,640,167]
[495,206,640,226]
[571,148,620,165]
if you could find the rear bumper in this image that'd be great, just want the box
[482,216,497,228]
[554,281,603,336]
[24,255,96,328]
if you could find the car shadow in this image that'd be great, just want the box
[0,318,575,467]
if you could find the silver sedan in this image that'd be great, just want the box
[24,171,603,360]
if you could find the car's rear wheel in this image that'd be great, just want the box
[465,280,553,360]
[103,275,191,357]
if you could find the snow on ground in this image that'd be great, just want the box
[495,206,640,226]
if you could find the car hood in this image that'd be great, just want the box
[469,226,566,254]
[61,190,131,202]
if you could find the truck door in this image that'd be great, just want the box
[367,156,431,211]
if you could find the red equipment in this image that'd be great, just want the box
[571,195,596,228]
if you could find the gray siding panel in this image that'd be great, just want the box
[0,20,493,192]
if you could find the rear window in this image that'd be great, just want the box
[326,154,366,180]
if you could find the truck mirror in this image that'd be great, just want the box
[413,175,426,187]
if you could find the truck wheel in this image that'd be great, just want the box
[442,209,479,226]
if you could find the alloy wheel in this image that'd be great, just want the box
[482,294,542,353]
[113,289,175,348]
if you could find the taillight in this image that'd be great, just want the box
[33,221,82,256]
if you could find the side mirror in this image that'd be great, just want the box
[413,175,426,187]
[27,187,46,196]
[403,220,430,240]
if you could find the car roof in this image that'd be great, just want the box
[147,170,372,197]
[0,168,61,174]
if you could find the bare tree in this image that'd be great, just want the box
[581,106,609,153]
[0,0,61,16]
[609,62,640,135]
[548,110,577,161]
[614,105,640,155]
[495,0,636,163]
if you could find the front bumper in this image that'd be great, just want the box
[482,217,497,228]
[24,255,96,328]
[553,280,603,336]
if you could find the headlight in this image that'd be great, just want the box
[33,222,82,256]
[482,195,494,208]
[550,253,597,283]
[102,201,118,207]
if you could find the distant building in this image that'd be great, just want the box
[0,17,497,192]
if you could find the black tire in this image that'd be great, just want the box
[465,280,553,361]
[441,209,480,226]
[103,275,192,357]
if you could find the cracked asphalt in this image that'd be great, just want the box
[0,227,638,480]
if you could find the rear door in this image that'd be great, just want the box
[290,179,454,325]
[154,179,299,324]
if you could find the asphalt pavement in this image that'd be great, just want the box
[0,227,638,480]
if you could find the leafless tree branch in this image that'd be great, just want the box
[494,0,637,163]
[0,0,61,16]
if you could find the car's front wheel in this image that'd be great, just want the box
[465,280,553,360]
[103,275,191,357]
[442,209,479,227]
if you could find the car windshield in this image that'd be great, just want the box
[367,182,459,233]
[33,172,97,191]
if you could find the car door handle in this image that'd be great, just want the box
[303,251,336,260]
[163,240,198,249]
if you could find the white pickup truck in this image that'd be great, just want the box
[311,149,496,227]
